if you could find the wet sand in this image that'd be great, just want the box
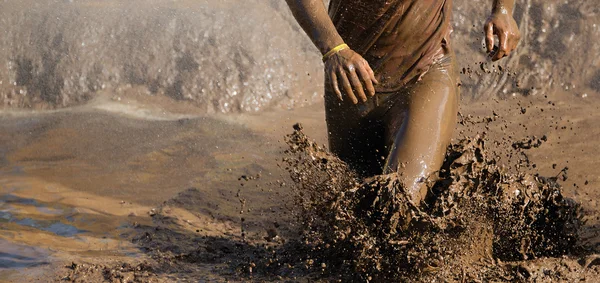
[1,90,600,281]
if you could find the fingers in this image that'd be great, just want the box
[329,71,343,101]
[359,59,378,95]
[357,65,375,97]
[325,49,378,103]
[485,21,494,53]
[338,68,358,104]
[492,30,509,61]
[367,64,378,85]
[348,68,367,102]
[487,14,521,61]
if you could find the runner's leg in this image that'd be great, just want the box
[383,54,460,204]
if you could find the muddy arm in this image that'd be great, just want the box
[284,0,344,55]
[492,0,515,13]
[285,0,378,104]
[486,0,521,61]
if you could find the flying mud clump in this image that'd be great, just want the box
[282,123,582,281]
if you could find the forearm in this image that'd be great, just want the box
[285,0,344,55]
[492,0,515,14]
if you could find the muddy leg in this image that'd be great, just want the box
[383,56,459,204]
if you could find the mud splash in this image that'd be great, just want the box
[46,98,600,282]
[281,124,582,281]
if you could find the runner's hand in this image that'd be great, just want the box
[325,48,378,104]
[484,10,521,61]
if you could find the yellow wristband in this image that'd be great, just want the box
[322,43,349,62]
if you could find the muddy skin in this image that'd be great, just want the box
[326,53,460,204]
[287,0,520,204]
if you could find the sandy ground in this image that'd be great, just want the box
[0,89,600,281]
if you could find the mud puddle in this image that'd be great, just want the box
[1,93,600,282]
[0,95,322,282]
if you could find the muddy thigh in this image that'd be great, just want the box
[382,55,459,203]
[325,54,459,203]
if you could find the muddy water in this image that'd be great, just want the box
[0,91,600,281]
[0,94,327,281]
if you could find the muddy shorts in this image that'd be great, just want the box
[324,53,459,176]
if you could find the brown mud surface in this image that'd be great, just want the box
[1,91,600,282]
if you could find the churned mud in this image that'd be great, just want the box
[0,94,598,283]
[280,125,582,281]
